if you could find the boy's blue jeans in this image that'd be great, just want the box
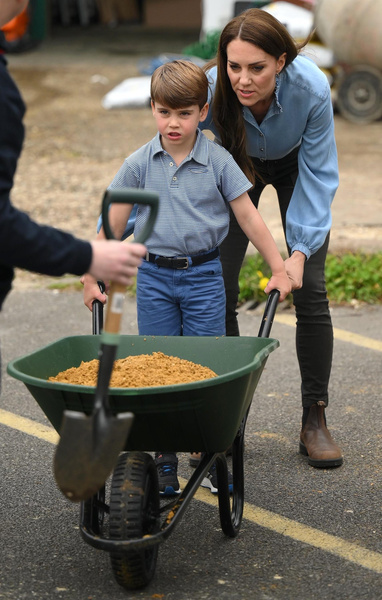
[136,257,226,336]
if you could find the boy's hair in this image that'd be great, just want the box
[150,60,208,109]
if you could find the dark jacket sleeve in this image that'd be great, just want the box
[0,55,92,308]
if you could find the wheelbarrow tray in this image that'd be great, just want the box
[7,334,278,452]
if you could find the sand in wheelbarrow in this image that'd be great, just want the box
[48,351,217,388]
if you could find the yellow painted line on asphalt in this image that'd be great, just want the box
[274,313,297,328]
[275,314,382,352]
[187,482,382,575]
[1,407,380,576]
[0,409,59,444]
[332,327,382,352]
[242,504,382,575]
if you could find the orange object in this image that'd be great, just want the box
[1,7,29,42]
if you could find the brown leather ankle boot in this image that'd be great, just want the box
[300,402,343,468]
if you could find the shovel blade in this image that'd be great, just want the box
[53,409,134,502]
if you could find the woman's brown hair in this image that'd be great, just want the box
[206,8,310,183]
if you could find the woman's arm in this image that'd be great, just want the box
[286,92,338,259]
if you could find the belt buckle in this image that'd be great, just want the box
[177,257,189,269]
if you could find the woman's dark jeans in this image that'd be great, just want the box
[219,147,333,409]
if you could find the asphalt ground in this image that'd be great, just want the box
[0,289,381,600]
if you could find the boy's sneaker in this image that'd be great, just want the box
[155,452,181,496]
[201,460,233,494]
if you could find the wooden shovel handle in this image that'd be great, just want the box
[104,282,127,334]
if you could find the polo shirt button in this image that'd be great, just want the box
[172,176,177,181]
[169,162,174,166]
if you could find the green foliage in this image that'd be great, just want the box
[47,278,83,292]
[182,31,221,60]
[325,252,382,304]
[50,252,382,306]
[238,252,382,306]
[238,253,273,305]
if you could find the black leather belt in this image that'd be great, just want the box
[145,248,219,270]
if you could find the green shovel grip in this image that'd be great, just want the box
[101,188,159,243]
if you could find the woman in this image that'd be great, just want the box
[201,8,342,468]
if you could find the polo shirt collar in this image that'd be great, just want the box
[152,129,209,166]
[189,129,209,166]
[152,132,165,156]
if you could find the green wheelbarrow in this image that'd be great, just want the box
[7,186,281,590]
[7,290,280,590]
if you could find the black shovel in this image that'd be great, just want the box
[54,189,158,502]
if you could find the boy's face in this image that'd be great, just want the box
[151,101,208,153]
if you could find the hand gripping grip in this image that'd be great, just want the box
[100,188,159,336]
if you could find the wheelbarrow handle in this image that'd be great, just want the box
[257,289,280,338]
[92,282,105,335]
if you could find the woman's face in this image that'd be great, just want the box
[226,38,286,110]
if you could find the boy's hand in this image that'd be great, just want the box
[264,270,292,302]
[82,274,107,311]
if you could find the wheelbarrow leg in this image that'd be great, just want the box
[81,485,107,535]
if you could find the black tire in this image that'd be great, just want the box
[217,444,244,538]
[109,451,160,590]
[218,415,247,538]
[336,66,382,124]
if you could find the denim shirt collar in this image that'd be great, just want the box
[274,72,283,111]
[243,73,283,127]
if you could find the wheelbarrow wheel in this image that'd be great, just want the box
[109,451,160,590]
[217,417,246,538]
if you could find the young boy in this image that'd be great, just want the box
[83,60,292,494]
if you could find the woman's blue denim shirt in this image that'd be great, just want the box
[202,55,339,259]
